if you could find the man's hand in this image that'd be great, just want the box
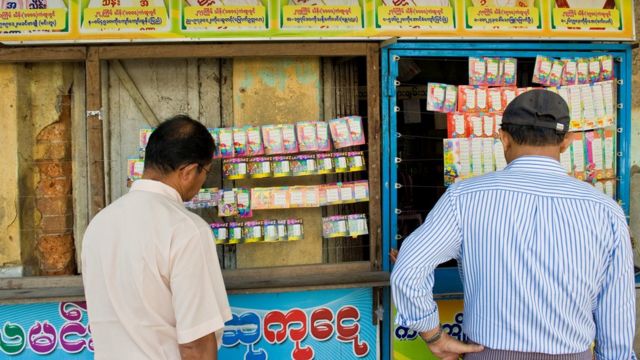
[420,327,484,360]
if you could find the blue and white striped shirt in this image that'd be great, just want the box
[391,156,636,359]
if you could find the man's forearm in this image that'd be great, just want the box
[179,333,217,360]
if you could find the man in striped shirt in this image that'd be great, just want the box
[391,90,636,359]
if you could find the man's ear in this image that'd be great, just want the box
[178,163,200,181]
[498,129,510,151]
[559,133,572,154]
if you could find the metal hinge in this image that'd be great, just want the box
[87,110,103,121]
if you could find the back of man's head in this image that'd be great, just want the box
[144,115,214,174]
[500,90,570,147]
[500,123,566,147]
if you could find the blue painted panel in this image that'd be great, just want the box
[380,46,392,360]
[433,268,464,295]
[0,289,378,360]
[616,47,633,216]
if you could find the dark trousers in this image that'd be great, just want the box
[464,342,592,360]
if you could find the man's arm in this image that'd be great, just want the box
[390,188,482,358]
[179,333,217,360]
[170,225,230,356]
[593,215,636,359]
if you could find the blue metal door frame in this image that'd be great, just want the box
[380,41,633,360]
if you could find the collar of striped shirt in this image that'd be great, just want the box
[504,155,567,176]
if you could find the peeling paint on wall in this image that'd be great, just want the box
[0,64,22,268]
[232,57,324,269]
[0,62,75,275]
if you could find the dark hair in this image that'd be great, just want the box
[144,115,214,174]
[500,123,567,147]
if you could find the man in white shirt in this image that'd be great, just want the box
[82,115,231,360]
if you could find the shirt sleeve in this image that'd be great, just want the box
[390,188,462,333]
[593,213,636,360]
[170,223,231,345]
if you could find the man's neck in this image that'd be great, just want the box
[142,170,183,198]
[509,146,560,163]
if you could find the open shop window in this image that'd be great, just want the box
[394,56,537,268]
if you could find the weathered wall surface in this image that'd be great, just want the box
[0,64,22,269]
[0,63,75,276]
[232,58,324,269]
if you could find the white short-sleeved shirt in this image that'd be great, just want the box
[82,179,231,360]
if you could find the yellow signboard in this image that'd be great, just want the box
[183,6,266,29]
[82,6,169,29]
[0,0,634,43]
[281,5,362,28]
[0,8,66,31]
[377,6,454,29]
[393,298,466,360]
[552,8,620,29]
[467,6,540,28]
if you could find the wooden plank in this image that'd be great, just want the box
[110,60,160,127]
[366,44,382,271]
[95,43,370,60]
[228,283,389,295]
[226,273,389,295]
[101,61,112,204]
[122,59,191,117]
[0,46,86,63]
[220,59,236,270]
[0,263,389,302]
[186,58,200,120]
[336,60,344,117]
[220,59,233,127]
[223,261,369,282]
[108,64,123,202]
[220,262,387,292]
[71,63,89,273]
[86,49,106,219]
[321,58,335,264]
[0,276,84,303]
[198,58,222,126]
[108,59,192,200]
[321,58,335,121]
[197,58,226,268]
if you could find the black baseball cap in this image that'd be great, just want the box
[502,89,570,133]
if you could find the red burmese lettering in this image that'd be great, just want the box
[263,311,287,344]
[310,307,334,341]
[264,306,369,358]
[336,306,369,357]
[284,309,308,342]
[292,340,314,360]
[336,306,360,340]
